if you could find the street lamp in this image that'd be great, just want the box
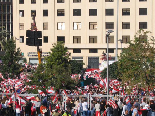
[118,39,123,53]
[106,30,114,101]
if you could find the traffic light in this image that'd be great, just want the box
[26,30,42,46]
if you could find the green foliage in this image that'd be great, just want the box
[27,63,52,93]
[101,61,119,79]
[118,30,155,91]
[0,38,22,79]
[70,60,84,74]
[45,42,76,90]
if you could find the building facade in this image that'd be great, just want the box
[13,0,155,68]
[0,0,13,41]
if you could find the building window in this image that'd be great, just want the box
[43,22,48,30]
[57,9,65,16]
[89,36,97,43]
[139,22,147,29]
[122,0,130,2]
[72,57,83,64]
[89,9,97,16]
[43,10,48,16]
[31,0,36,4]
[43,0,48,3]
[106,49,114,53]
[105,0,114,2]
[73,49,81,53]
[57,36,65,43]
[19,0,24,4]
[20,36,24,43]
[89,49,98,53]
[122,36,130,43]
[43,36,48,43]
[106,36,114,43]
[122,8,130,15]
[73,0,81,3]
[73,9,81,16]
[73,22,81,30]
[105,22,114,29]
[19,10,24,17]
[73,36,81,43]
[31,10,36,17]
[19,23,24,30]
[57,22,65,30]
[139,8,147,15]
[105,9,114,16]
[122,22,130,29]
[89,0,97,2]
[57,0,64,3]
[89,22,97,30]
[139,0,147,1]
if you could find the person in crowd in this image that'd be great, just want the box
[15,99,21,116]
[124,109,130,116]
[95,100,100,116]
[118,98,123,116]
[25,102,30,116]
[34,96,41,116]
[132,105,138,116]
[150,100,155,116]
[129,107,133,116]
[0,101,2,116]
[106,104,113,116]
[113,100,119,116]
[122,102,128,116]
[27,99,32,116]
[82,98,88,116]
[100,99,106,116]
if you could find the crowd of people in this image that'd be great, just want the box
[0,93,154,116]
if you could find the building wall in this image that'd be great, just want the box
[13,0,155,68]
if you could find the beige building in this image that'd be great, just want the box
[13,0,155,68]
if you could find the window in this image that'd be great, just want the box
[43,22,48,30]
[89,36,97,43]
[89,49,98,53]
[31,0,36,4]
[105,22,114,29]
[57,22,65,30]
[73,0,81,3]
[89,0,97,2]
[31,10,36,17]
[89,22,97,30]
[105,9,114,16]
[72,57,83,64]
[57,36,65,43]
[73,9,81,16]
[57,9,65,16]
[43,36,48,43]
[89,9,97,16]
[122,36,130,43]
[43,10,48,16]
[122,0,130,2]
[122,8,130,15]
[106,36,114,43]
[139,35,147,43]
[122,22,130,29]
[105,0,114,2]
[19,0,24,4]
[139,22,147,29]
[73,36,81,43]
[73,22,81,30]
[106,49,114,53]
[19,10,24,17]
[57,0,64,3]
[20,36,24,43]
[139,8,147,15]
[139,0,147,1]
[73,49,81,53]
[19,23,24,30]
[43,0,48,3]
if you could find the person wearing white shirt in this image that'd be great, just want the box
[82,99,88,116]
[122,102,128,116]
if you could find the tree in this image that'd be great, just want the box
[100,61,119,79]
[45,42,76,91]
[70,60,84,74]
[117,30,155,91]
[0,38,22,79]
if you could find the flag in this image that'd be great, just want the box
[108,99,118,109]
[38,90,46,96]
[125,96,130,104]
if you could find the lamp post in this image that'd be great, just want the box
[106,30,114,101]
[118,39,123,53]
